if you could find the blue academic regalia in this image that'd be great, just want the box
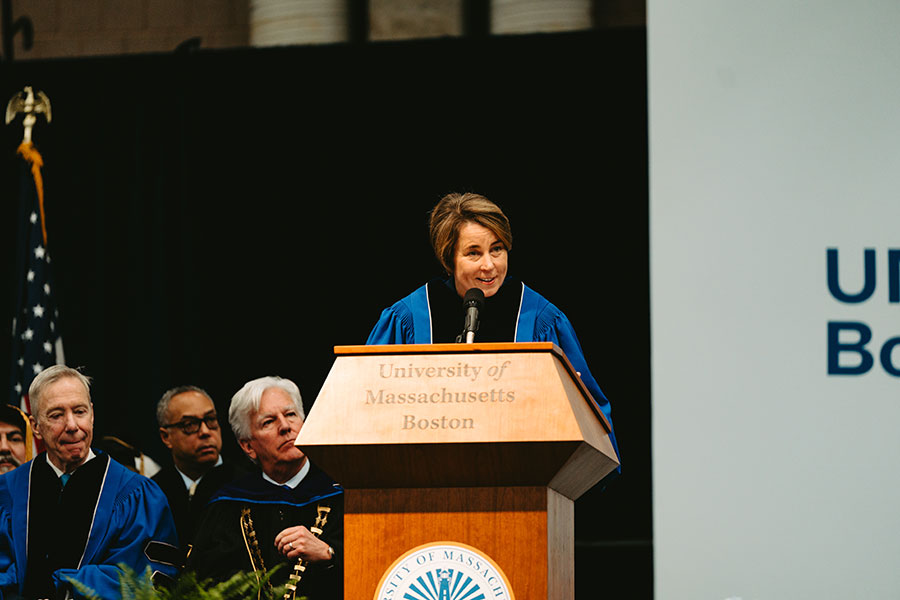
[366,280,620,465]
[0,451,179,599]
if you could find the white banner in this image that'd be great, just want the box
[650,1,900,598]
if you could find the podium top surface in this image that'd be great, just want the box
[335,342,558,356]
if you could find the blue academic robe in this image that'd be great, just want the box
[366,281,621,465]
[0,452,179,599]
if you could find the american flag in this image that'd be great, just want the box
[9,141,64,415]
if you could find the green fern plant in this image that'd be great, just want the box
[66,564,299,600]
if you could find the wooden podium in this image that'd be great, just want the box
[294,342,619,600]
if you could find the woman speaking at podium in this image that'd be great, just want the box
[366,192,619,462]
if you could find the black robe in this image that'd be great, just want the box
[24,454,110,599]
[426,276,521,343]
[187,462,343,600]
[152,460,244,550]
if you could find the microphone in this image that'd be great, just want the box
[460,287,485,344]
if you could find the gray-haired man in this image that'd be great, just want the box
[188,375,343,600]
[0,365,179,599]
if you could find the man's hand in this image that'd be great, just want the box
[274,526,332,563]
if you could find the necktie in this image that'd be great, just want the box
[58,473,71,504]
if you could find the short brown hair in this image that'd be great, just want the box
[428,192,512,274]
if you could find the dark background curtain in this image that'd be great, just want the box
[1,29,651,597]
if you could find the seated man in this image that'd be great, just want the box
[0,404,30,474]
[189,376,342,600]
[0,365,179,599]
[153,385,243,549]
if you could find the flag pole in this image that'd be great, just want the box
[7,86,58,459]
[7,87,52,243]
[5,86,52,145]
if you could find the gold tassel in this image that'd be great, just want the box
[16,141,47,246]
[11,405,33,462]
[240,508,274,600]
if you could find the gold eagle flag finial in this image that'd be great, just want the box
[6,86,52,144]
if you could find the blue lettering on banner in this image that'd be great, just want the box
[827,248,876,303]
[827,322,900,377]
[827,322,874,375]
[826,248,900,377]
[880,337,900,377]
[890,250,900,303]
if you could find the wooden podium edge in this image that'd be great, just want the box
[335,342,555,355]
[333,342,613,433]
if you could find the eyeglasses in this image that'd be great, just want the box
[162,414,219,435]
